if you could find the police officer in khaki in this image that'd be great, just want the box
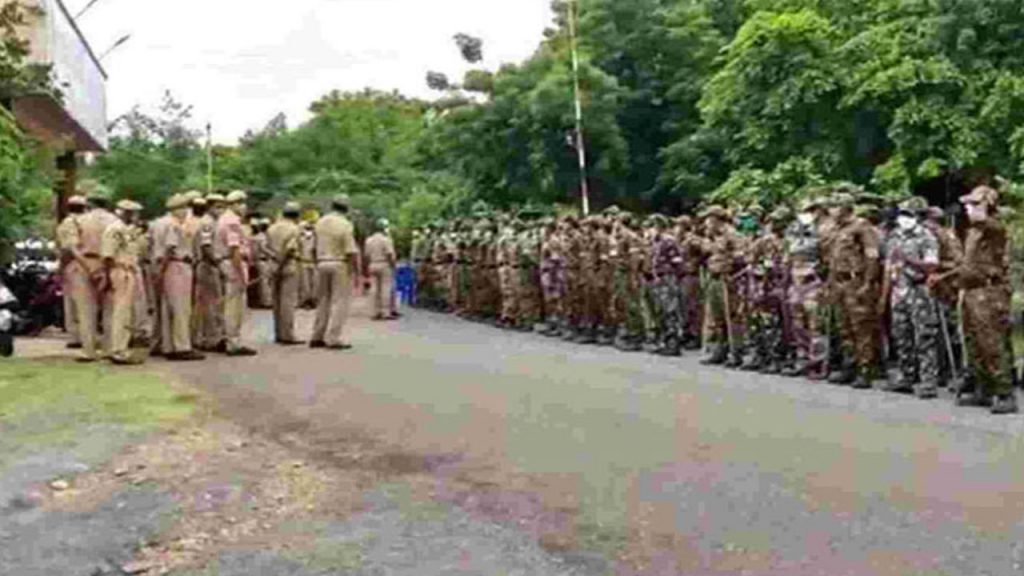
[100,200,145,365]
[267,202,304,344]
[364,218,399,320]
[161,194,205,361]
[56,195,88,350]
[74,191,119,362]
[193,193,226,352]
[310,194,359,350]
[216,190,258,356]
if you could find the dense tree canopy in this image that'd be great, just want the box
[87,0,1024,239]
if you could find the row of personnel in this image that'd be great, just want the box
[56,192,396,364]
[411,186,1018,415]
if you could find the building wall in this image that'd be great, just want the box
[22,0,108,151]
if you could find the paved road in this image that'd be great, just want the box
[171,302,1024,576]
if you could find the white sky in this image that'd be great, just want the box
[67,0,554,144]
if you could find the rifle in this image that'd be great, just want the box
[934,298,959,383]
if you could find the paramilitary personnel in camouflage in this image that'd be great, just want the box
[783,198,828,379]
[884,197,941,398]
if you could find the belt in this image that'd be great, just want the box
[83,253,101,259]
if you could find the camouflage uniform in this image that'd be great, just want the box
[783,206,828,379]
[611,219,645,351]
[828,199,882,388]
[677,218,704,351]
[650,219,684,356]
[497,223,519,325]
[700,208,744,365]
[924,209,964,386]
[539,221,566,335]
[517,224,544,330]
[885,200,941,396]
[744,211,789,373]
[951,187,1016,413]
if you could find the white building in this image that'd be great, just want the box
[13,0,108,218]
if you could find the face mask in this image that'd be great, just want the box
[897,215,916,231]
[797,213,814,225]
[966,203,986,222]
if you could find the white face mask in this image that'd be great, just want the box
[897,215,916,231]
[965,203,986,222]
[797,213,814,225]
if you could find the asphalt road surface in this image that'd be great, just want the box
[170,300,1024,576]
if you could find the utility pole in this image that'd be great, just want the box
[567,0,590,216]
[206,122,213,194]
[97,33,131,62]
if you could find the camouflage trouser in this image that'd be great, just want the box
[499,265,518,321]
[613,268,644,342]
[540,263,565,326]
[518,265,542,327]
[789,273,827,375]
[565,268,585,330]
[749,295,786,366]
[703,277,739,358]
[891,285,940,385]
[652,276,682,350]
[641,278,657,345]
[835,280,880,380]
[679,274,702,345]
[963,285,1013,397]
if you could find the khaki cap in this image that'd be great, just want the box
[182,190,203,203]
[67,195,87,207]
[192,197,208,208]
[166,194,189,210]
[226,190,248,204]
[206,193,226,204]
[703,206,728,221]
[117,199,142,212]
[283,201,301,214]
[960,185,998,206]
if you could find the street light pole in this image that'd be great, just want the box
[567,0,590,216]
[97,33,131,62]
[206,122,213,194]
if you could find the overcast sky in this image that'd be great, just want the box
[68,0,554,144]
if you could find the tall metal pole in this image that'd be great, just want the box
[567,0,590,216]
[206,122,213,194]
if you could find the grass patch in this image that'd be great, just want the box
[0,359,194,453]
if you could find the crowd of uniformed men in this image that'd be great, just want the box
[56,190,397,366]
[411,184,1019,415]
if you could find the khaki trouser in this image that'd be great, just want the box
[151,262,164,352]
[108,267,136,361]
[132,265,151,341]
[62,281,80,345]
[257,260,274,308]
[67,260,99,359]
[162,261,194,353]
[369,263,394,317]
[219,261,248,352]
[312,262,352,346]
[273,270,300,342]
[194,261,224,349]
[300,262,318,307]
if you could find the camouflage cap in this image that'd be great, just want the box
[744,204,765,218]
[769,206,793,223]
[898,196,928,214]
[702,205,728,221]
[676,215,693,227]
[960,185,998,206]
[798,197,822,212]
[832,193,855,209]
[603,205,622,217]
[854,204,879,219]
